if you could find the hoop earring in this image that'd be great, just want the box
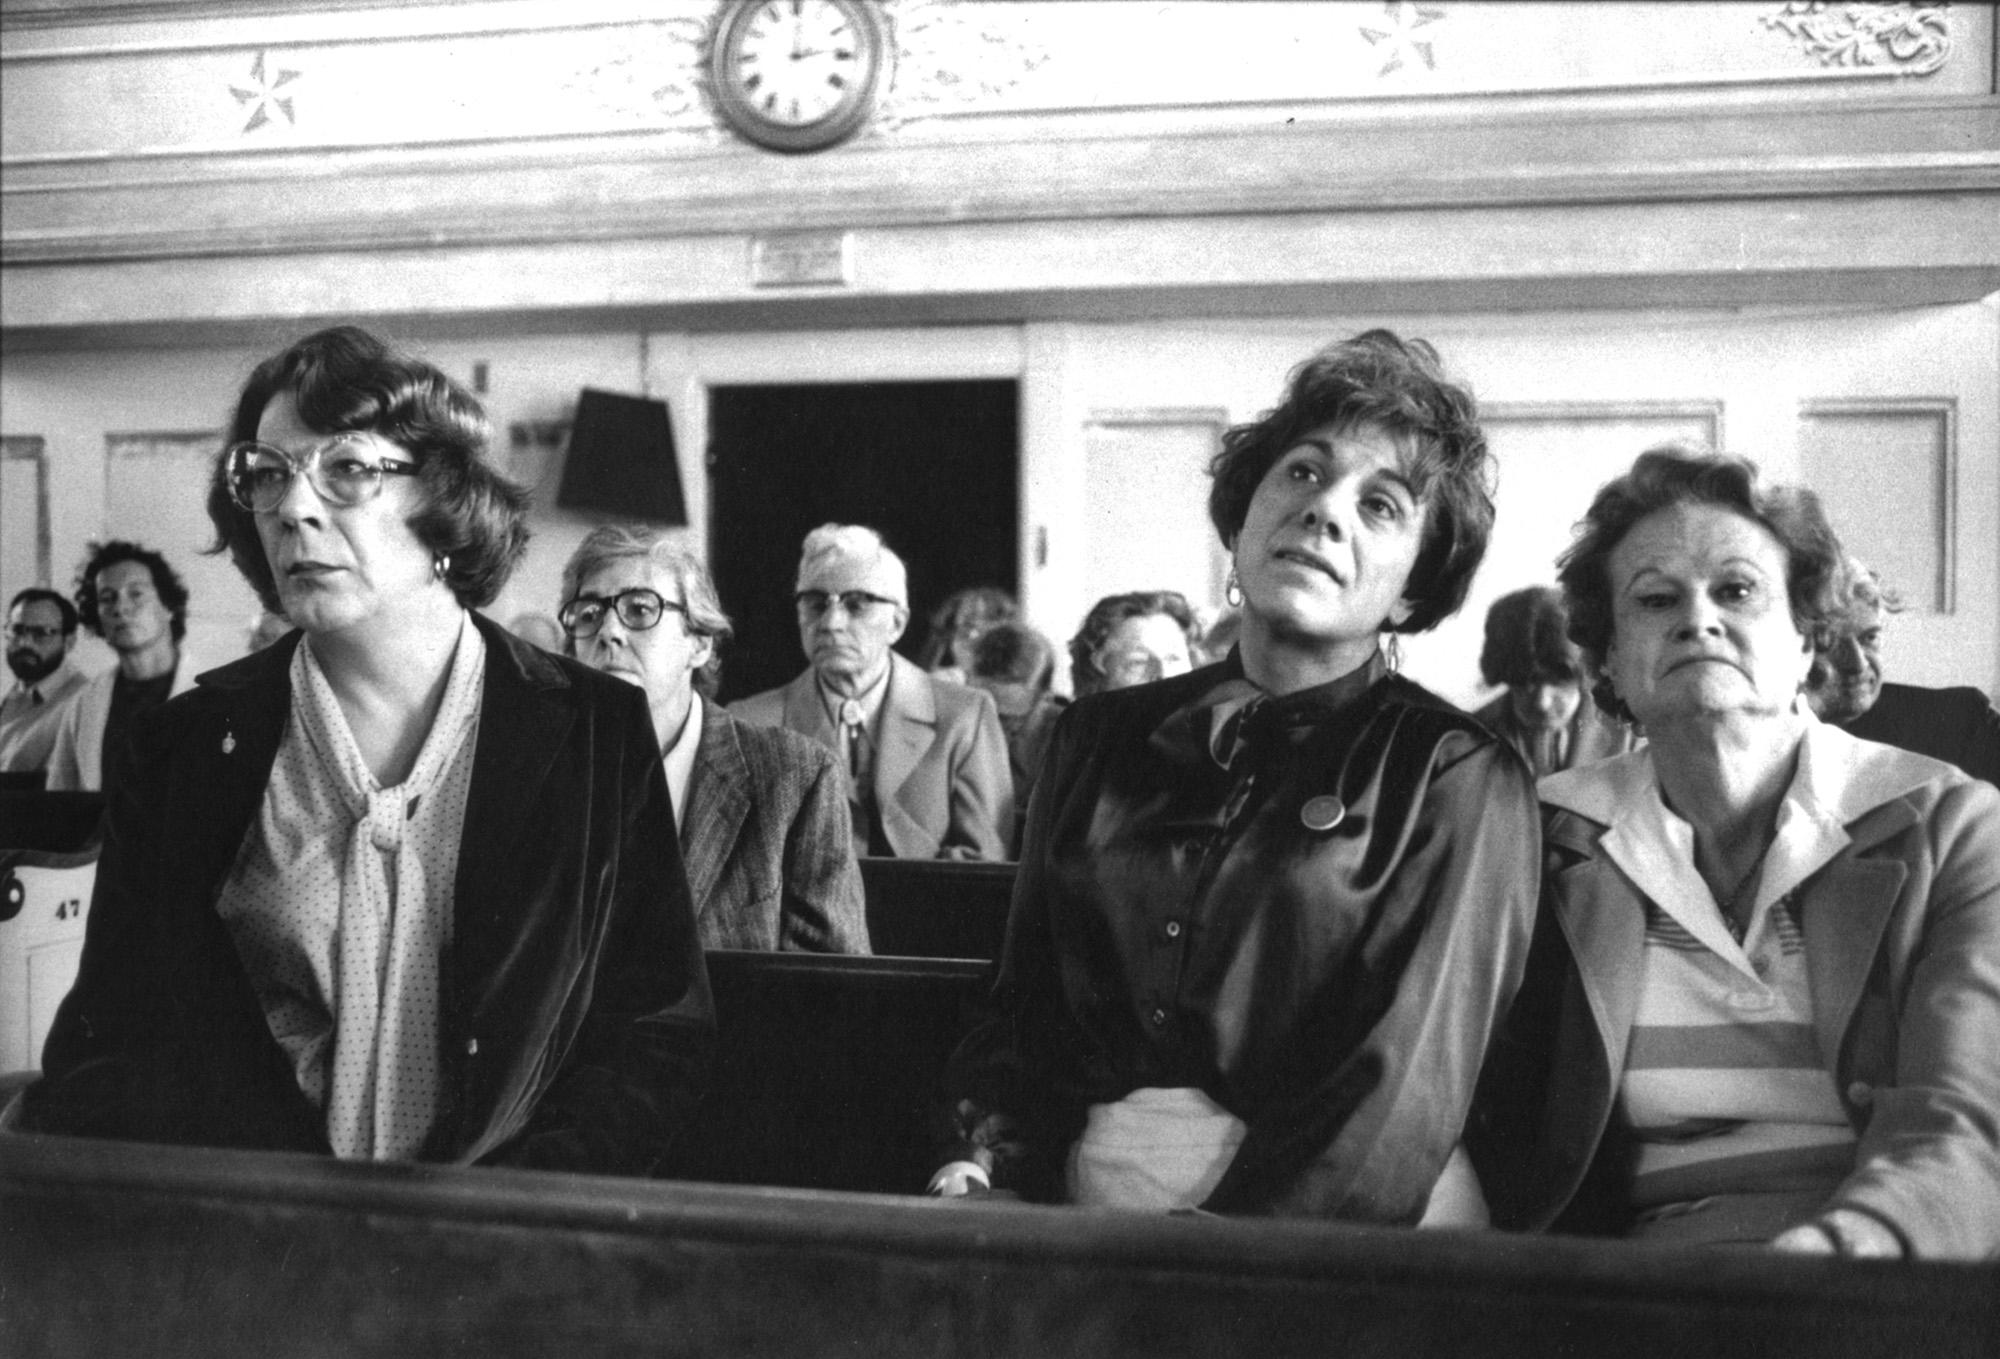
[432,554,451,585]
[1225,571,1243,608]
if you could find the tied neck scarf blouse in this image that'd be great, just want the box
[941,652,1538,1219]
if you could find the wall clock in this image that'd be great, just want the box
[709,0,893,153]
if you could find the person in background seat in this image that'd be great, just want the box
[1470,447,2000,1260]
[918,586,1017,687]
[1067,590,1199,698]
[0,588,87,780]
[44,541,200,793]
[730,524,1013,862]
[1806,559,1999,787]
[964,620,1066,820]
[561,524,868,952]
[934,330,1536,1222]
[23,324,712,1174]
[1472,585,1637,780]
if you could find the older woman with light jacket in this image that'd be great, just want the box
[1470,446,2000,1260]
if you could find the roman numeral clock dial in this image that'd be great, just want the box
[710,0,892,153]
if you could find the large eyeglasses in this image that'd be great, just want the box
[225,434,419,513]
[795,589,898,619]
[559,587,685,639]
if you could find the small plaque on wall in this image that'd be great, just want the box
[750,231,851,288]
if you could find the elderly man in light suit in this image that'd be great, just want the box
[730,524,1014,861]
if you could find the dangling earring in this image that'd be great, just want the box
[1225,570,1243,609]
[431,553,451,585]
[1382,633,1402,673]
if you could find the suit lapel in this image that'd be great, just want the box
[1546,813,1648,1081]
[681,703,751,923]
[1800,802,1914,1065]
[876,655,938,851]
[451,619,573,986]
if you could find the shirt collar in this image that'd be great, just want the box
[1151,648,1387,770]
[818,658,891,730]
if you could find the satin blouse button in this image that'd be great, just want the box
[1150,1007,1168,1027]
[1846,1081,1874,1107]
[465,1037,479,1056]
[1164,921,1182,939]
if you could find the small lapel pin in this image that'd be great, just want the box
[1300,794,1345,832]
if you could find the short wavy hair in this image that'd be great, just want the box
[970,621,1055,691]
[1068,590,1197,697]
[9,586,78,636]
[559,523,732,696]
[1208,329,1494,635]
[74,540,190,643]
[205,325,530,613]
[1805,557,1906,691]
[1556,444,1846,724]
[1478,586,1581,689]
[918,586,1018,669]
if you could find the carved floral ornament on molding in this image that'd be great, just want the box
[216,1,1955,147]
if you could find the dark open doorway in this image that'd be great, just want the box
[707,380,1020,703]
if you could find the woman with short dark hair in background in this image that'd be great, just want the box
[1067,590,1199,697]
[24,325,714,1174]
[1470,446,2000,1260]
[560,524,868,953]
[933,330,1537,1222]
[1473,584,1637,779]
[919,586,1017,686]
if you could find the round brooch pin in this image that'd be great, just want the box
[1300,794,1345,832]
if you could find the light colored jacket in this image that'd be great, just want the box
[45,651,200,791]
[1471,722,2000,1261]
[728,652,1013,861]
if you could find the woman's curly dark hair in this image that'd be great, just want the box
[1208,329,1494,635]
[1556,444,1847,725]
[205,325,530,613]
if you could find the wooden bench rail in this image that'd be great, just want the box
[4,1131,1994,1359]
[859,856,1015,960]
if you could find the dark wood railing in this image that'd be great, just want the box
[4,1129,1993,1359]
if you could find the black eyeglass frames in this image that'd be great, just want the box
[559,587,687,638]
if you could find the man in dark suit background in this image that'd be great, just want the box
[730,523,1013,861]
[1808,560,2000,786]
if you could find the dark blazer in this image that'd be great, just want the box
[1839,681,2000,787]
[1469,731,2000,1260]
[22,614,714,1176]
[729,652,1014,861]
[681,701,870,952]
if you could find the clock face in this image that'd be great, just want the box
[711,0,890,152]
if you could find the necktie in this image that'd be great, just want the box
[840,699,872,792]
[30,689,43,706]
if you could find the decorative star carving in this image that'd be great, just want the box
[229,50,301,133]
[1359,1,1446,77]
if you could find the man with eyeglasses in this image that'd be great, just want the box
[730,523,1014,861]
[45,540,200,792]
[0,587,88,780]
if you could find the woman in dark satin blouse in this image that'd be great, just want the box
[932,330,1539,1221]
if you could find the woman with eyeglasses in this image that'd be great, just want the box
[932,331,1537,1223]
[22,325,714,1175]
[1067,590,1200,697]
[559,524,868,953]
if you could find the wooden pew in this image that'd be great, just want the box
[659,950,990,1194]
[860,856,1014,959]
[4,1131,1993,1358]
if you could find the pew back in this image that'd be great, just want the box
[860,856,1014,959]
[4,1132,1993,1359]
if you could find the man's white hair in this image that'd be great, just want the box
[796,523,909,606]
